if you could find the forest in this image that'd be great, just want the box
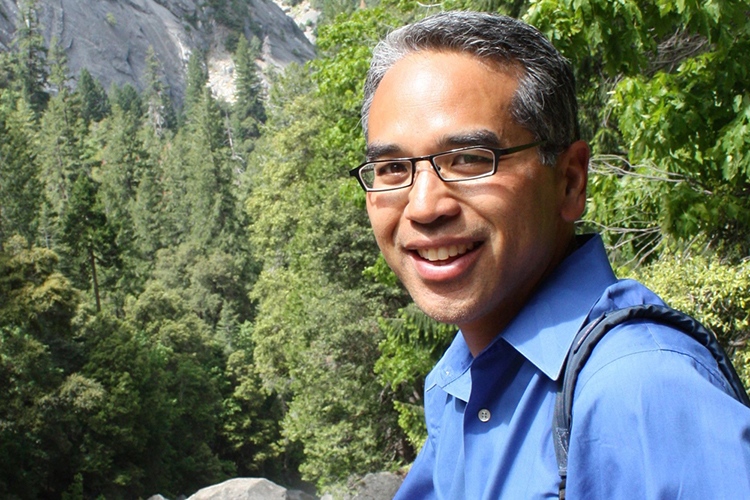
[1,0,749,498]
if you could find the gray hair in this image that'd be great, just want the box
[361,11,579,166]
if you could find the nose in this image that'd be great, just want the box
[403,160,461,225]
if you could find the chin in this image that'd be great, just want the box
[412,295,476,326]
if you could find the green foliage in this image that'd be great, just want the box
[527,0,750,263]
[109,83,143,118]
[37,80,89,226]
[375,305,455,453]
[625,252,750,396]
[0,93,41,245]
[0,237,80,498]
[60,174,119,310]
[2,0,749,496]
[183,50,208,121]
[0,236,79,349]
[76,69,110,126]
[11,0,49,114]
[47,36,70,95]
[143,47,177,136]
[230,33,265,163]
[221,334,285,481]
[625,254,750,361]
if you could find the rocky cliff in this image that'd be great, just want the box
[0,0,316,104]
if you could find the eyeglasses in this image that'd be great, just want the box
[349,141,546,192]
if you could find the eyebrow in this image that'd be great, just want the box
[365,129,504,161]
[440,130,503,149]
[365,142,401,161]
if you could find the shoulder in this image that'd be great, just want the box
[566,319,750,499]
[578,278,738,400]
[575,319,735,400]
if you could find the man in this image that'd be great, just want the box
[349,11,750,500]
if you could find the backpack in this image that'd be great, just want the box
[552,304,750,500]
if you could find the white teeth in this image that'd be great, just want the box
[417,242,476,262]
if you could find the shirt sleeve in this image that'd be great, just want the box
[393,436,438,500]
[566,325,750,499]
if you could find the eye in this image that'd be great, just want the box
[436,148,495,178]
[451,152,494,166]
[375,161,410,177]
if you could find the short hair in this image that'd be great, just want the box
[361,11,579,166]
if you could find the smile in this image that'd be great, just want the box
[417,242,476,262]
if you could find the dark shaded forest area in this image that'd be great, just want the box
[1,0,749,498]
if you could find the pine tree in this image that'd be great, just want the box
[11,0,49,115]
[94,97,158,295]
[182,49,208,121]
[109,82,143,118]
[0,52,13,90]
[60,174,118,312]
[230,34,266,161]
[77,68,110,125]
[185,87,237,247]
[47,36,69,96]
[37,78,86,234]
[0,95,42,247]
[143,46,176,137]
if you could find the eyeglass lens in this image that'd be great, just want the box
[361,147,496,190]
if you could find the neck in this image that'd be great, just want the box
[460,231,579,357]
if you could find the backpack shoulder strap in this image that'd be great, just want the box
[553,304,750,500]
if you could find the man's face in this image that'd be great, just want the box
[365,50,583,343]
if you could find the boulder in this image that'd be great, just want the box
[187,478,316,500]
[348,472,402,500]
[320,472,403,500]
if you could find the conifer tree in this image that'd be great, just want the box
[11,0,48,115]
[185,87,237,247]
[60,174,118,311]
[0,96,42,247]
[0,52,13,90]
[230,34,265,161]
[77,68,110,126]
[110,82,143,118]
[37,69,87,239]
[183,49,208,121]
[47,36,69,96]
[94,104,143,260]
[143,46,176,137]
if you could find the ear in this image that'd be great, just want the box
[556,140,589,223]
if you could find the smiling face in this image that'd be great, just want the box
[365,50,588,353]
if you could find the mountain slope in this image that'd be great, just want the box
[0,0,316,103]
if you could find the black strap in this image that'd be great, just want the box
[553,304,750,499]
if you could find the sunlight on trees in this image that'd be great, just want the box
[0,0,748,496]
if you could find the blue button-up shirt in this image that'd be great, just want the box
[394,235,750,499]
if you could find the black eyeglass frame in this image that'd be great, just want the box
[349,140,547,192]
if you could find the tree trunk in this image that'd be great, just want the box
[89,248,101,312]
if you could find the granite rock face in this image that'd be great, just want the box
[0,0,315,104]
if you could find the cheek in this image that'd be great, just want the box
[366,200,402,247]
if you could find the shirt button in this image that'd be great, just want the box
[478,409,491,422]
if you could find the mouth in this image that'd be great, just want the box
[415,242,478,263]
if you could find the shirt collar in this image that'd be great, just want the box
[497,234,616,381]
[428,234,616,398]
